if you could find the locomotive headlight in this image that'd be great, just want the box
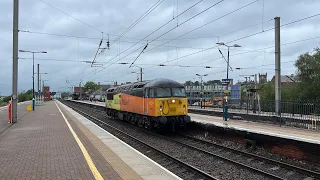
[172,99,175,103]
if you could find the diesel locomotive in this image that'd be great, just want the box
[105,78,190,131]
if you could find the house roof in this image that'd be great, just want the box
[99,84,112,90]
[272,75,298,82]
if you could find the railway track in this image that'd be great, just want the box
[62,100,319,180]
[169,134,320,180]
[61,100,217,180]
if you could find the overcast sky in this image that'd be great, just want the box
[1,0,319,95]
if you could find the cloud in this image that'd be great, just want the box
[0,0,320,95]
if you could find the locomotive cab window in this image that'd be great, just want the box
[172,88,186,97]
[157,88,171,98]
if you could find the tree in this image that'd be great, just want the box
[61,92,70,99]
[259,81,275,101]
[1,96,11,103]
[295,47,320,99]
[84,81,100,93]
[259,81,299,101]
[184,81,193,86]
[206,80,221,85]
[193,81,200,86]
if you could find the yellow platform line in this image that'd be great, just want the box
[54,101,104,180]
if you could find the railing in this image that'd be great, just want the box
[189,100,320,131]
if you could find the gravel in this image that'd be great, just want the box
[184,124,320,173]
[170,135,312,180]
[63,101,319,180]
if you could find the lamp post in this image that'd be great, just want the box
[216,42,241,121]
[196,73,208,108]
[216,42,241,80]
[130,66,143,82]
[34,72,47,105]
[35,72,48,93]
[19,50,47,111]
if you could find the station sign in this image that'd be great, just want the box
[221,79,231,86]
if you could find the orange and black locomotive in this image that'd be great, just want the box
[105,78,190,131]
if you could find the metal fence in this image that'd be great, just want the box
[188,100,320,131]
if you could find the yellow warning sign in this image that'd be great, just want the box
[27,105,32,111]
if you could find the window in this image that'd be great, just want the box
[172,88,186,97]
[107,93,114,100]
[156,88,171,98]
[149,88,155,98]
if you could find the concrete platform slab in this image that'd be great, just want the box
[0,101,125,180]
[190,113,320,145]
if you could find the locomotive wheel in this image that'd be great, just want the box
[144,117,151,130]
[137,117,144,127]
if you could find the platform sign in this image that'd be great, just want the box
[231,84,241,99]
[221,79,232,86]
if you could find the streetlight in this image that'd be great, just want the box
[216,42,241,80]
[216,42,241,121]
[196,73,208,108]
[131,67,143,82]
[34,72,48,93]
[19,50,47,111]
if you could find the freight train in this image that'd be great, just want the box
[105,78,190,132]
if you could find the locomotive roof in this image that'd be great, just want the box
[144,78,184,88]
[107,78,183,92]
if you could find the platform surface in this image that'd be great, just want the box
[71,100,320,145]
[190,113,320,145]
[0,100,31,135]
[0,101,128,179]
[0,100,181,180]
[189,105,320,120]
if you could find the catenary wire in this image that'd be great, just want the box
[145,13,320,69]
[105,0,225,68]
[103,0,259,68]
[73,13,320,83]
[39,0,103,33]
[102,0,205,66]
[19,29,271,52]
[113,0,164,43]
[144,35,320,79]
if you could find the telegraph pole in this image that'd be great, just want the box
[79,82,82,100]
[274,17,281,116]
[253,74,257,113]
[140,68,143,82]
[37,64,40,93]
[12,0,19,123]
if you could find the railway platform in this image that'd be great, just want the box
[189,113,320,145]
[0,100,31,135]
[0,100,181,180]
[72,100,320,145]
